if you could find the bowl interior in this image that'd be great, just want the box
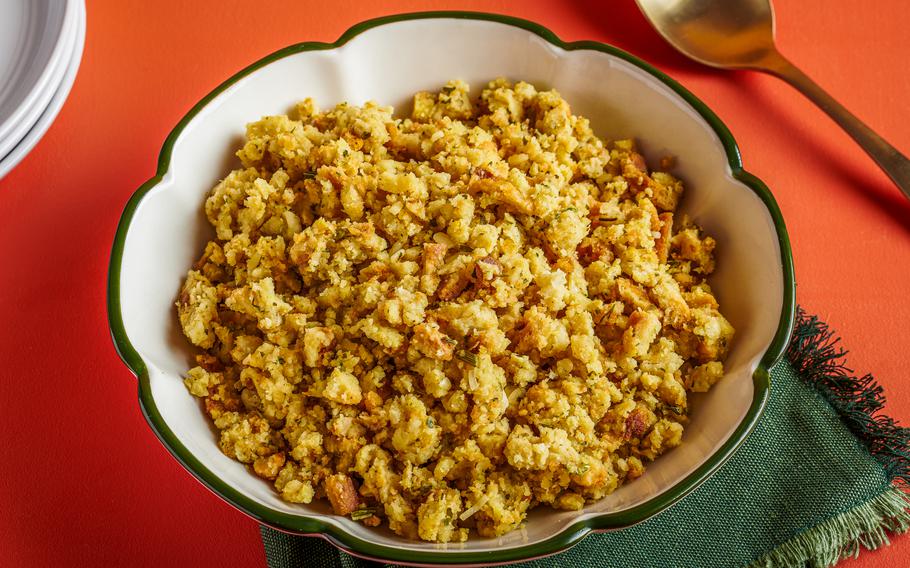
[118,17,784,555]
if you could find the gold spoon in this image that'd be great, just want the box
[635,0,910,200]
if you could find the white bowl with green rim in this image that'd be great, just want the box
[107,11,795,566]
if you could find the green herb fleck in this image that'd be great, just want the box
[456,351,478,366]
[443,337,458,346]
[553,207,577,222]
[572,462,591,475]
[301,171,317,180]
[350,507,377,521]
[426,417,436,428]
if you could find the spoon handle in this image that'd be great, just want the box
[767,56,910,201]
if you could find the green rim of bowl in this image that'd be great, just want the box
[107,10,796,565]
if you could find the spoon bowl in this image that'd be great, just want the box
[635,0,777,68]
[636,0,910,200]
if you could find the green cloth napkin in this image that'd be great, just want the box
[259,310,910,567]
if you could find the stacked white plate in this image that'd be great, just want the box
[0,0,85,180]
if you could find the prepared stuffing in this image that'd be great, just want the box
[177,79,734,542]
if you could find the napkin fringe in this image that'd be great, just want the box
[787,308,910,487]
[749,487,910,568]
[755,308,910,568]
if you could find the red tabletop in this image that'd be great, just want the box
[1,1,907,566]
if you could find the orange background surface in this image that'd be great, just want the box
[0,1,908,566]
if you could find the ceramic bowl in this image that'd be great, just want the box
[108,12,795,566]
[0,0,85,179]
[0,0,81,170]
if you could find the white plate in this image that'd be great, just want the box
[0,0,78,148]
[0,0,79,161]
[109,13,794,565]
[0,1,84,181]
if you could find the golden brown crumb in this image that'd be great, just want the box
[253,452,287,480]
[325,474,361,516]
